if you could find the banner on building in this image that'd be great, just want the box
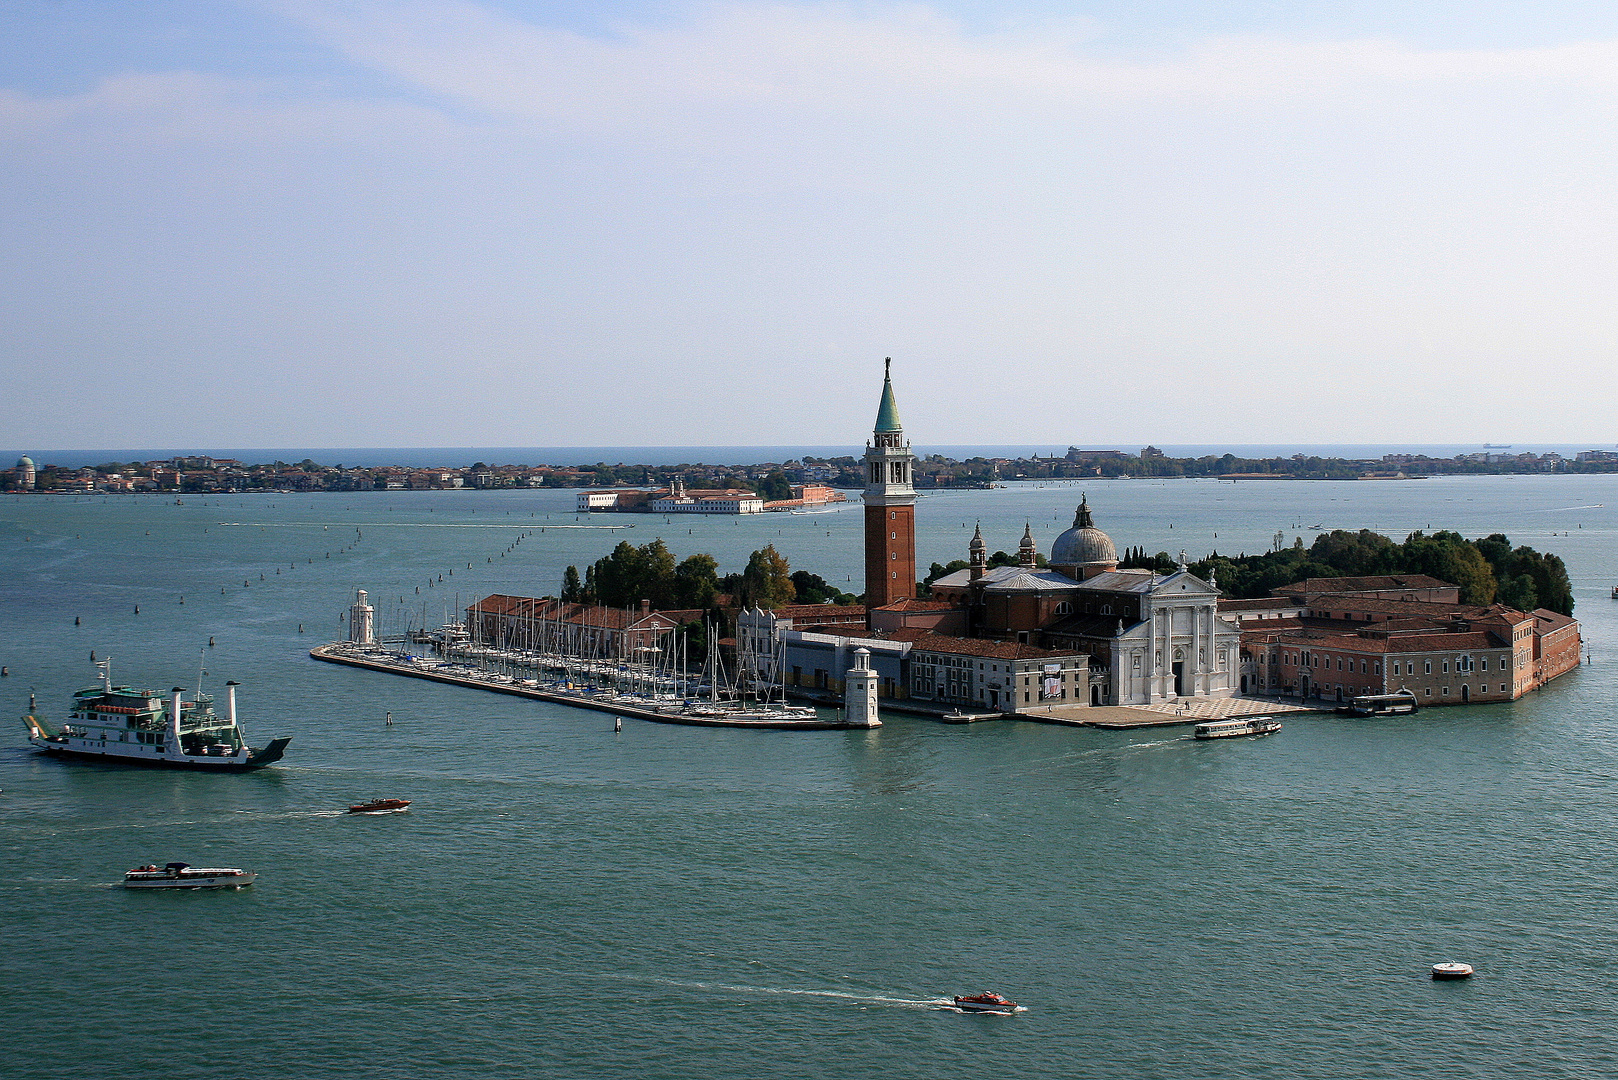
[1041,664,1063,700]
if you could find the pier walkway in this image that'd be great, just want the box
[309,643,854,730]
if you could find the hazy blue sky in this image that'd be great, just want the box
[4,1,1617,450]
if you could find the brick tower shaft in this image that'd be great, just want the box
[862,358,917,617]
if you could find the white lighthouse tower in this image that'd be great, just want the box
[843,647,882,728]
[349,589,375,645]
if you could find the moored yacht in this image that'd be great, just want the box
[22,660,290,770]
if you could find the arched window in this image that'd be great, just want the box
[1054,601,1072,615]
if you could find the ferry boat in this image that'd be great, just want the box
[1334,690,1420,717]
[348,798,410,814]
[22,661,290,770]
[953,992,1019,1013]
[124,862,256,889]
[1193,717,1282,740]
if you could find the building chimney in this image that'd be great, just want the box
[640,599,651,617]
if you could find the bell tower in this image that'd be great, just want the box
[863,358,916,615]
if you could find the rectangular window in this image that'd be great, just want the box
[1425,661,1432,674]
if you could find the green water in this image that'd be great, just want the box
[2,476,1616,1079]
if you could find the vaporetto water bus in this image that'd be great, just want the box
[22,661,290,770]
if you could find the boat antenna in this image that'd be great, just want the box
[196,646,208,698]
[95,657,112,693]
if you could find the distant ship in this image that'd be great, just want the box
[22,661,289,770]
[1482,444,1513,449]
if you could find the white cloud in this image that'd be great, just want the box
[4,2,1618,447]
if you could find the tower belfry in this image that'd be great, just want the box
[863,358,917,617]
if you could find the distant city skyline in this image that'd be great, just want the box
[5,2,1618,448]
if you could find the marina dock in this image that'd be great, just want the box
[308,643,855,730]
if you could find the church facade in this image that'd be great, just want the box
[922,500,1242,706]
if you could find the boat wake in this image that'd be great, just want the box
[590,973,945,1010]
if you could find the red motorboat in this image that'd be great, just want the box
[953,991,1018,1013]
[348,798,411,814]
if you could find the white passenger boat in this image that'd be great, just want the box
[22,660,290,771]
[1193,717,1282,740]
[1335,690,1419,717]
[124,862,256,889]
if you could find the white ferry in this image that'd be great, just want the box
[22,661,290,771]
[124,862,256,889]
[1193,717,1282,740]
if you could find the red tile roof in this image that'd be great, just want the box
[871,599,955,612]
[883,629,1081,660]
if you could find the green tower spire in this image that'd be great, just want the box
[874,357,902,433]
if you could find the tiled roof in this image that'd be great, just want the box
[767,604,868,620]
[467,596,705,630]
[1257,627,1504,653]
[885,630,1081,660]
[930,565,1025,589]
[1043,613,1135,639]
[1075,569,1212,595]
[872,599,955,612]
[1219,597,1300,611]
[982,570,1081,593]
[1271,574,1453,597]
[1534,609,1578,633]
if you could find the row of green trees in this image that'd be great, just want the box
[560,540,858,613]
[1183,529,1574,615]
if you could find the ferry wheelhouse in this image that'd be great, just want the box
[22,662,290,771]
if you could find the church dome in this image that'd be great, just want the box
[1049,496,1117,573]
[17,456,33,468]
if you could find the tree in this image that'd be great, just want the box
[790,570,857,605]
[738,545,796,609]
[590,539,677,608]
[1400,531,1496,605]
[757,470,792,502]
[1496,573,1538,612]
[561,565,583,603]
[672,553,721,609]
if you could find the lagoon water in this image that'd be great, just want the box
[3,474,1618,1079]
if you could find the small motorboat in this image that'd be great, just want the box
[953,991,1019,1013]
[1431,963,1474,980]
[348,798,411,814]
[124,862,256,889]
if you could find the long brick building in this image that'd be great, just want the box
[1227,576,1581,705]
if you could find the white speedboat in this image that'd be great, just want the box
[124,862,256,889]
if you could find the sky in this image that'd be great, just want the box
[4,1,1618,451]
